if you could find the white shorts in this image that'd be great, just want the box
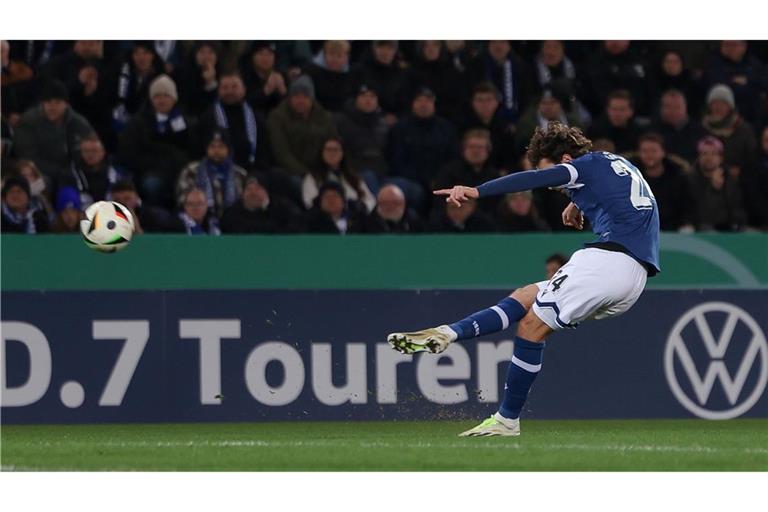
[532,247,648,331]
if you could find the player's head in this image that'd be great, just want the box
[545,253,568,279]
[526,121,592,169]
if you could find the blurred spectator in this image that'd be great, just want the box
[444,40,475,74]
[61,133,125,209]
[303,181,366,234]
[752,126,768,228]
[50,186,82,233]
[198,72,268,170]
[266,75,338,177]
[177,130,248,218]
[704,41,766,123]
[690,136,747,231]
[176,187,221,235]
[588,89,643,153]
[411,41,469,124]
[15,160,53,218]
[514,85,582,153]
[533,41,591,124]
[306,40,352,112]
[363,184,424,233]
[651,89,706,163]
[240,42,287,114]
[496,191,550,232]
[13,80,93,179]
[118,74,194,208]
[350,41,412,123]
[174,41,222,117]
[110,179,175,233]
[2,39,35,122]
[653,50,702,116]
[461,82,517,169]
[1,176,50,233]
[633,133,695,231]
[220,175,302,233]
[428,198,496,233]
[469,40,532,122]
[583,41,650,115]
[434,129,501,213]
[545,253,568,279]
[388,87,459,209]
[302,137,376,213]
[111,42,164,132]
[333,84,390,183]
[701,84,757,174]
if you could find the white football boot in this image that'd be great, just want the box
[458,413,521,437]
[387,325,457,354]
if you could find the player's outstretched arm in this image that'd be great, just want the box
[433,166,572,207]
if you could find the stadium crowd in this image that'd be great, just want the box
[2,40,767,235]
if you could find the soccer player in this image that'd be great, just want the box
[387,121,659,437]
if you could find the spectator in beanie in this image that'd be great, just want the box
[240,41,287,114]
[110,179,175,233]
[633,133,696,232]
[588,89,643,154]
[514,85,582,153]
[388,87,459,210]
[468,41,533,122]
[496,191,550,232]
[110,41,164,132]
[350,41,412,123]
[461,82,517,169]
[303,180,366,234]
[220,175,302,233]
[1,176,50,233]
[411,40,469,124]
[333,84,390,182]
[174,41,222,117]
[266,75,338,177]
[16,160,53,218]
[174,187,221,235]
[177,130,248,218]
[427,198,496,233]
[118,74,194,208]
[13,79,93,179]
[704,41,766,123]
[701,83,757,175]
[50,186,83,233]
[305,40,353,112]
[302,137,376,213]
[545,253,568,280]
[61,132,125,209]
[434,129,501,213]
[363,184,424,234]
[651,89,707,164]
[198,72,268,170]
[690,136,747,231]
[582,40,650,116]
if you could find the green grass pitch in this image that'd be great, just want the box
[2,419,766,471]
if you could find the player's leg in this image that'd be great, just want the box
[387,284,542,355]
[459,310,552,437]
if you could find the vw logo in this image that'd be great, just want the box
[665,302,768,420]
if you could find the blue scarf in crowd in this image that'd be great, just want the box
[155,107,187,135]
[178,212,220,236]
[196,158,238,211]
[485,54,518,121]
[214,100,258,165]
[2,203,37,234]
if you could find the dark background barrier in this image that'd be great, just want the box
[2,289,766,424]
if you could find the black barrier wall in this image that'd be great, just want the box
[2,289,766,423]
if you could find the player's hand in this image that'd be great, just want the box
[433,186,479,207]
[562,202,584,230]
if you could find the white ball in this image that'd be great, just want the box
[80,201,135,253]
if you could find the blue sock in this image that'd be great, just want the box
[498,336,545,420]
[448,297,526,340]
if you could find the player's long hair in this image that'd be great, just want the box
[526,121,592,166]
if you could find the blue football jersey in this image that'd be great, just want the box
[554,151,661,274]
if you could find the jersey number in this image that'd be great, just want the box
[610,159,654,210]
[551,274,568,292]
